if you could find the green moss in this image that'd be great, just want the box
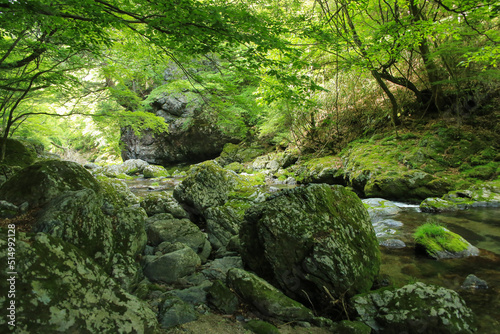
[414,223,469,256]
[0,138,38,167]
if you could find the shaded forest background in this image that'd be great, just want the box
[1,0,498,163]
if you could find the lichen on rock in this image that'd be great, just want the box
[351,282,476,333]
[240,183,380,308]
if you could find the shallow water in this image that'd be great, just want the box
[380,206,500,334]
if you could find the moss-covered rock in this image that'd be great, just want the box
[414,223,479,259]
[330,320,372,334]
[362,198,401,222]
[0,164,22,187]
[95,175,140,210]
[243,319,280,334]
[216,143,267,167]
[102,159,149,178]
[207,280,239,314]
[351,282,476,333]
[158,295,198,329]
[33,189,148,289]
[227,268,313,321]
[143,246,201,283]
[240,184,380,308]
[173,161,240,216]
[364,170,452,202]
[143,164,170,178]
[140,191,188,218]
[0,160,100,208]
[0,138,38,167]
[205,199,253,254]
[0,232,157,333]
[146,218,208,256]
[420,180,500,212]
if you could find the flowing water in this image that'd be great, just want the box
[124,177,500,333]
[380,205,500,334]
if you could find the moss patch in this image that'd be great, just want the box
[414,223,469,257]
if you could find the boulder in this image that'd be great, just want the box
[140,191,188,218]
[414,223,479,260]
[173,161,240,216]
[0,232,157,333]
[421,182,500,212]
[121,90,239,166]
[207,280,239,314]
[143,164,169,178]
[158,295,198,329]
[461,274,488,290]
[352,282,476,333]
[143,247,201,283]
[95,175,140,210]
[0,160,99,208]
[205,199,252,253]
[362,198,401,222]
[33,189,148,289]
[364,170,452,202]
[240,184,380,307]
[102,159,149,178]
[226,268,313,321]
[0,138,38,167]
[146,218,208,255]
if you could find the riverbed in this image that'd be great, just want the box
[124,176,500,333]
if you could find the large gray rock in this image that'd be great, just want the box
[0,160,100,208]
[352,282,476,333]
[146,218,208,255]
[101,159,149,178]
[158,295,198,329]
[226,268,313,321]
[143,247,201,283]
[121,91,239,165]
[362,198,401,222]
[0,232,157,333]
[173,160,240,216]
[33,189,148,289]
[240,184,380,307]
[140,191,188,218]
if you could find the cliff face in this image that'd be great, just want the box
[120,92,239,166]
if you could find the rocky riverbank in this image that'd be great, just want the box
[0,154,482,333]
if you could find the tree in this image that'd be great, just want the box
[0,0,292,160]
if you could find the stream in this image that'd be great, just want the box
[125,177,500,333]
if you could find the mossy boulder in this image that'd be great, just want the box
[226,268,313,321]
[364,170,452,202]
[146,218,209,257]
[143,164,170,178]
[362,198,401,222]
[140,191,188,218]
[102,159,149,178]
[420,181,500,212]
[158,295,198,329]
[33,189,148,289]
[351,282,476,333]
[240,184,380,307]
[0,232,157,333]
[207,280,239,314]
[216,143,267,167]
[173,161,240,216]
[0,160,100,208]
[414,223,479,260]
[95,175,140,210]
[0,138,38,167]
[143,246,201,283]
[0,164,22,186]
[292,155,345,185]
[205,199,253,254]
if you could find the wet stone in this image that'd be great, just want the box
[461,274,488,290]
[380,239,406,249]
